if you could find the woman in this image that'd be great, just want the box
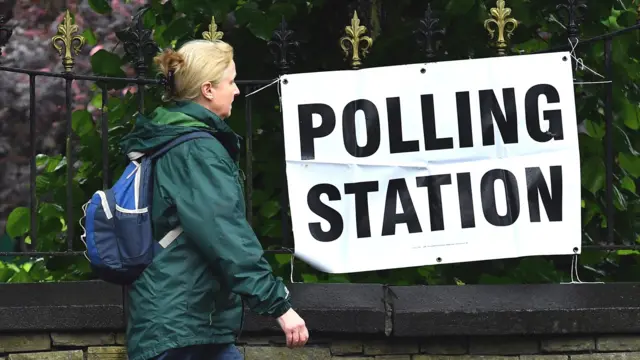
[119,39,309,360]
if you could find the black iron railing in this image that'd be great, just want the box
[0,0,638,262]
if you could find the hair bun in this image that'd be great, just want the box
[153,49,185,76]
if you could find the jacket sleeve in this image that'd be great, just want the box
[167,142,292,318]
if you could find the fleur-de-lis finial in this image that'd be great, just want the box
[267,16,299,74]
[418,3,446,61]
[483,0,518,56]
[122,8,159,77]
[556,0,587,42]
[202,16,223,41]
[339,11,373,69]
[52,10,85,72]
[0,14,13,57]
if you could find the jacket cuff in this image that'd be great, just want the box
[271,299,292,318]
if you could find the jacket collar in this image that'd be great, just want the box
[171,101,242,162]
[172,101,235,134]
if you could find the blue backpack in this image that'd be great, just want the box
[80,131,214,285]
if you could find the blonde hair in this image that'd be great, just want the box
[154,40,234,102]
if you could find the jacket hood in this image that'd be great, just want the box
[119,101,240,157]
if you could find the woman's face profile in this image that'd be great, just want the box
[206,60,240,119]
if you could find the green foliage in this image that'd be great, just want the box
[4,0,640,284]
[88,0,113,15]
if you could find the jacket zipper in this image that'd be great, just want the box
[210,166,246,335]
[235,167,246,338]
[237,168,246,198]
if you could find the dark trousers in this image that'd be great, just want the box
[152,344,243,360]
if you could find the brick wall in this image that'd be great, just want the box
[1,332,640,359]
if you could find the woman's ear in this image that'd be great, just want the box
[201,81,215,100]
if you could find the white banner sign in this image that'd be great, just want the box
[280,52,581,274]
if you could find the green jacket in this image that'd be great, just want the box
[120,102,291,360]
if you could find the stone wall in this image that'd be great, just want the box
[1,332,640,359]
[2,282,640,360]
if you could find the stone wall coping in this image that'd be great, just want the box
[1,281,640,337]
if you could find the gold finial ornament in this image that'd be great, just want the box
[52,10,85,73]
[484,0,518,56]
[339,11,373,69]
[202,16,224,41]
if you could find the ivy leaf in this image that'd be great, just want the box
[445,0,475,15]
[90,92,103,110]
[581,157,605,194]
[39,203,65,219]
[584,119,605,139]
[88,0,112,14]
[617,9,638,28]
[6,207,30,238]
[152,24,169,48]
[162,17,191,43]
[614,124,639,156]
[234,1,261,26]
[143,8,157,28]
[72,110,95,137]
[82,29,98,46]
[259,219,282,237]
[0,262,15,282]
[90,50,126,78]
[621,176,636,193]
[259,200,281,219]
[620,100,640,130]
[514,38,549,53]
[235,2,279,41]
[248,15,281,41]
[617,250,640,256]
[301,273,318,283]
[601,13,621,30]
[613,186,627,211]
[7,269,32,283]
[619,152,640,178]
[274,253,290,265]
[269,3,296,19]
[47,156,65,173]
[26,260,49,282]
[251,189,271,208]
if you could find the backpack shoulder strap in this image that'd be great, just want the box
[136,130,215,211]
[147,131,214,249]
[149,131,215,161]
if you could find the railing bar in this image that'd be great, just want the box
[280,136,291,247]
[28,74,37,251]
[100,84,110,189]
[3,246,638,255]
[0,248,295,256]
[583,245,640,250]
[65,77,74,251]
[0,67,161,82]
[137,84,144,113]
[531,23,640,55]
[0,67,272,85]
[245,86,253,225]
[604,38,614,244]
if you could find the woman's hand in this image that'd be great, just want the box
[276,308,309,348]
